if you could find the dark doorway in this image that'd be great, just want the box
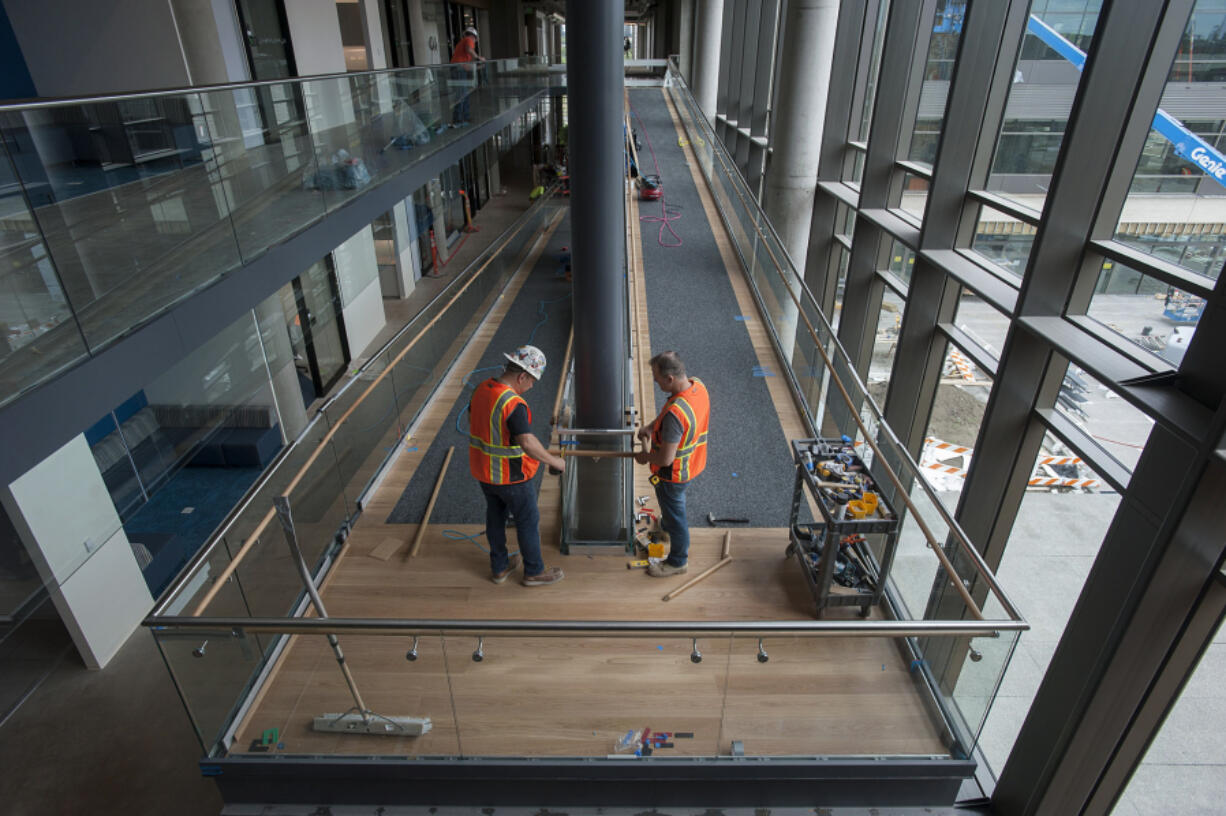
[283,259,350,407]
[235,0,297,80]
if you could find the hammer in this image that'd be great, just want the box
[707,512,748,526]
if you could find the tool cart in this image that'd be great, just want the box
[785,438,902,618]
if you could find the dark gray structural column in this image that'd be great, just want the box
[567,0,627,540]
[691,0,724,123]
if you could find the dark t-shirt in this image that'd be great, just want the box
[659,411,682,444]
[506,402,531,439]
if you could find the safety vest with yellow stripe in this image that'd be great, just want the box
[650,377,710,484]
[469,379,539,484]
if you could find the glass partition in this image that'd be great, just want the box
[0,61,557,410]
[151,625,1020,761]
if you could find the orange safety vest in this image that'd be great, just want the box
[469,379,539,484]
[451,35,478,63]
[650,377,710,483]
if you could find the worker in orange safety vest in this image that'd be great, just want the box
[469,345,567,586]
[634,350,710,578]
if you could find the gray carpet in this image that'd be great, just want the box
[386,215,573,524]
[630,88,806,528]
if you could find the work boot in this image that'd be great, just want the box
[491,552,521,584]
[647,562,687,578]
[521,567,564,587]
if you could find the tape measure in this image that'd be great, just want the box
[627,560,649,569]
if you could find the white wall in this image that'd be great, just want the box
[2,436,151,669]
[333,226,387,358]
[361,0,388,69]
[284,0,347,75]
[415,0,446,65]
[392,199,421,296]
[169,0,250,85]
[3,0,189,97]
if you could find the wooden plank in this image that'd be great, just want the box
[369,538,403,561]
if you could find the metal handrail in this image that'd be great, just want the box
[145,615,1025,637]
[0,58,549,111]
[150,191,562,618]
[664,63,1022,623]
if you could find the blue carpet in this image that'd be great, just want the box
[124,465,263,596]
[386,214,574,525]
[630,88,808,528]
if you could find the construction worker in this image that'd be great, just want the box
[469,345,567,586]
[449,26,485,125]
[634,351,710,577]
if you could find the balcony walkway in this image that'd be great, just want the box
[226,89,948,761]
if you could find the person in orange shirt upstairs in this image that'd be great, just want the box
[450,26,485,126]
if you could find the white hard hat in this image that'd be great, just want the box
[464,27,478,38]
[504,345,546,380]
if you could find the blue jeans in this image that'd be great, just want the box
[654,479,690,567]
[451,66,472,124]
[480,480,544,577]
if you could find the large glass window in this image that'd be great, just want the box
[1115,612,1226,814]
[1085,260,1202,365]
[831,245,850,331]
[978,436,1118,774]
[868,287,905,398]
[985,3,1102,204]
[856,0,892,142]
[1115,0,1226,281]
[970,204,1037,281]
[885,240,916,289]
[907,1,966,168]
[919,340,994,492]
[1055,363,1154,473]
[954,294,1011,360]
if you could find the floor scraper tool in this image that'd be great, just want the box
[274,497,431,737]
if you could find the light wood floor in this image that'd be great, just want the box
[228,92,948,760]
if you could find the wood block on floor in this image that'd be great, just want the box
[369,538,404,561]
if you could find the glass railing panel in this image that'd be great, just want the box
[226,634,458,758]
[186,416,336,617]
[887,478,953,621]
[155,529,242,617]
[445,634,727,757]
[148,624,1022,763]
[197,83,326,263]
[946,595,1021,760]
[301,75,378,214]
[152,609,270,756]
[320,372,402,509]
[0,64,552,408]
[0,139,89,405]
[0,94,243,354]
[722,635,954,758]
[284,435,351,570]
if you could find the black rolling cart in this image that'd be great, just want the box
[786,438,901,618]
